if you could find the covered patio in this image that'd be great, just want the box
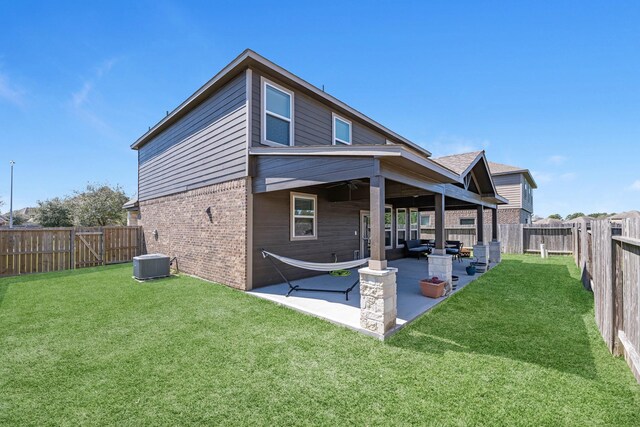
[249,145,507,338]
[250,256,495,336]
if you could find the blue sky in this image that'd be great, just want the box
[1,1,638,217]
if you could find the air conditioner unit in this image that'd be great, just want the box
[133,254,171,280]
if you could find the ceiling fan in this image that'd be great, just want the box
[326,179,366,190]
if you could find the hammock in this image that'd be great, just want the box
[261,250,369,300]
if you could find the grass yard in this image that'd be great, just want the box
[1,255,639,426]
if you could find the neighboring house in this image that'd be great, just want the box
[609,211,640,221]
[130,49,507,292]
[0,214,7,226]
[488,161,537,224]
[123,198,140,226]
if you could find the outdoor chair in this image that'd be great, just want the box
[445,240,463,262]
[404,239,432,260]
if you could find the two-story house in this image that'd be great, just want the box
[130,49,508,337]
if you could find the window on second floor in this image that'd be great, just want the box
[332,113,352,145]
[263,79,293,146]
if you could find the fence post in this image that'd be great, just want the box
[70,228,76,270]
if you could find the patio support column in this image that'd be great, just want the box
[359,172,397,339]
[473,205,490,271]
[428,192,452,288]
[476,205,485,245]
[490,208,501,264]
[433,192,446,256]
[368,175,386,271]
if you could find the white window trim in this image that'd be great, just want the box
[332,112,352,145]
[420,211,431,227]
[385,205,393,249]
[409,208,419,240]
[261,77,294,147]
[290,192,317,241]
[396,208,407,247]
[460,217,475,226]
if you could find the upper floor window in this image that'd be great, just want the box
[460,218,475,226]
[263,79,293,146]
[332,113,352,145]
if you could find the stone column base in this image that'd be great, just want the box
[473,244,490,271]
[359,267,398,338]
[489,241,501,264]
[428,254,453,294]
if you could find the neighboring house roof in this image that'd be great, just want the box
[533,217,564,224]
[0,215,7,225]
[14,207,38,219]
[488,161,538,189]
[123,198,139,210]
[131,49,430,157]
[565,215,595,223]
[609,210,640,220]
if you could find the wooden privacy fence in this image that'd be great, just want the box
[584,218,640,383]
[0,226,143,276]
[498,224,574,255]
[420,225,493,249]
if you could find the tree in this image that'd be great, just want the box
[11,213,27,226]
[588,212,613,219]
[565,212,586,221]
[35,198,74,227]
[548,214,563,220]
[70,184,128,226]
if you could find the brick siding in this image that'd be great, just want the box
[138,178,249,290]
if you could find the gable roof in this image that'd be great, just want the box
[488,161,538,188]
[432,151,505,202]
[131,49,430,157]
[432,151,483,175]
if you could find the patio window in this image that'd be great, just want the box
[332,113,352,145]
[460,218,475,226]
[385,205,393,249]
[291,192,316,240]
[420,212,431,227]
[396,208,407,246]
[263,79,293,146]
[410,209,419,240]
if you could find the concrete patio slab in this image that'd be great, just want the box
[249,257,495,337]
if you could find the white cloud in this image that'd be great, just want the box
[420,134,491,157]
[0,72,26,107]
[630,180,640,191]
[68,58,118,133]
[548,155,566,165]
[71,81,93,108]
[531,171,576,185]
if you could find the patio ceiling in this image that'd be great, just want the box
[249,145,506,209]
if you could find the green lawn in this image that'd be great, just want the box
[1,255,639,426]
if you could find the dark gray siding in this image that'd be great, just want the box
[252,187,403,288]
[252,188,366,288]
[253,155,375,193]
[251,69,388,147]
[138,72,247,201]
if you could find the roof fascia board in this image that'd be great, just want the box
[131,49,432,158]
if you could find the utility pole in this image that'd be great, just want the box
[9,160,15,229]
